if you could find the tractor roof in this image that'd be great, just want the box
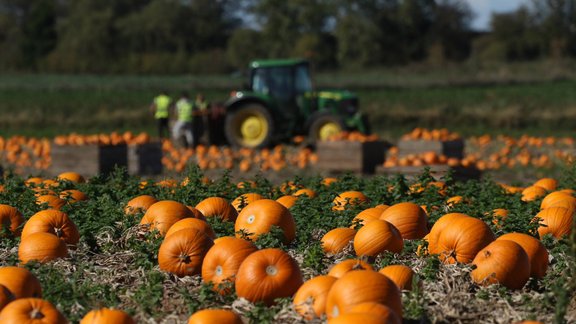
[250,58,308,68]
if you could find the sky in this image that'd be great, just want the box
[467,0,531,31]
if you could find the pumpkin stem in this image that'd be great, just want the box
[54,227,63,238]
[265,265,278,276]
[30,308,45,319]
[178,253,191,264]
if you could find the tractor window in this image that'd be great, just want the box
[252,67,295,100]
[295,65,312,94]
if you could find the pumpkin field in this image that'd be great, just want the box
[0,137,575,323]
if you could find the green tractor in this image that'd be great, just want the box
[223,58,370,148]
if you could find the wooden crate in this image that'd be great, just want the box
[128,142,163,175]
[377,164,481,181]
[316,141,388,174]
[397,139,464,159]
[49,144,128,177]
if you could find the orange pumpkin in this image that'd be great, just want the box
[540,191,576,212]
[344,303,401,324]
[275,195,298,209]
[0,204,25,236]
[165,218,216,239]
[353,220,403,257]
[535,207,573,239]
[327,259,374,278]
[533,177,557,191]
[521,186,547,202]
[434,216,495,264]
[187,309,242,324]
[0,266,42,298]
[19,232,68,264]
[124,195,158,215]
[327,312,399,324]
[235,248,303,305]
[471,240,530,289]
[140,200,195,236]
[201,237,258,291]
[351,208,384,228]
[325,270,402,319]
[321,228,356,254]
[59,189,88,203]
[332,191,369,211]
[57,171,86,183]
[490,208,509,228]
[80,308,135,324]
[496,232,548,279]
[293,275,338,319]
[195,197,238,222]
[379,264,415,291]
[294,188,317,198]
[158,228,214,277]
[35,194,66,210]
[234,199,296,243]
[379,202,428,239]
[231,193,265,212]
[0,298,67,324]
[21,210,80,245]
[427,213,472,254]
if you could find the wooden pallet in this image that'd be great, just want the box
[377,164,481,181]
[49,144,128,177]
[316,141,389,174]
[397,139,464,159]
[127,142,163,175]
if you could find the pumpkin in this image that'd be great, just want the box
[124,195,158,215]
[235,248,303,305]
[186,206,206,220]
[187,309,242,324]
[434,216,495,264]
[140,200,195,236]
[351,208,385,228]
[0,204,25,236]
[21,210,80,245]
[294,188,317,198]
[293,275,338,319]
[0,285,14,311]
[35,194,66,210]
[345,303,401,324]
[535,207,573,239]
[321,228,356,254]
[59,189,88,203]
[332,191,369,211]
[57,171,85,183]
[166,218,216,239]
[195,197,238,222]
[325,270,402,319]
[234,199,296,243]
[158,228,214,277]
[0,298,67,324]
[80,308,134,324]
[378,264,415,291]
[19,232,68,264]
[322,177,338,186]
[471,240,530,289]
[496,233,548,278]
[201,237,258,292]
[533,177,557,191]
[0,266,42,298]
[540,191,576,212]
[231,193,265,212]
[327,312,398,324]
[327,259,374,278]
[427,213,472,254]
[521,186,547,202]
[379,202,428,239]
[490,208,509,228]
[353,220,403,257]
[276,195,298,209]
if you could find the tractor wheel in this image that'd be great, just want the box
[308,114,345,142]
[225,103,274,148]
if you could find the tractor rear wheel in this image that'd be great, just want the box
[225,103,274,148]
[308,114,345,142]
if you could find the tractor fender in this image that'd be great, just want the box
[224,96,269,113]
[304,111,344,132]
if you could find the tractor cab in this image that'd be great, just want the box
[223,59,369,148]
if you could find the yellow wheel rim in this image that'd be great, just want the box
[318,122,342,140]
[238,114,268,147]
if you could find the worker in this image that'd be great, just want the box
[172,92,194,148]
[150,91,172,139]
[193,93,209,146]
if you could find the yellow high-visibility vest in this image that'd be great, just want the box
[176,99,193,122]
[154,95,171,119]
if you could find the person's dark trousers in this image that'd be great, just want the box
[157,118,169,139]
